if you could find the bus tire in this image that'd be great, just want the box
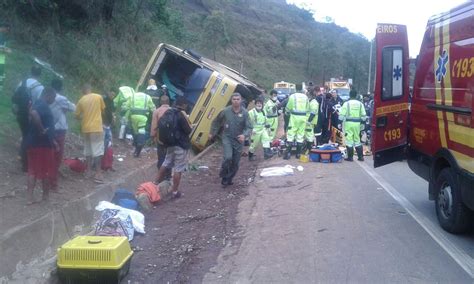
[435,168,472,234]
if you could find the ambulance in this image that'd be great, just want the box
[137,43,262,151]
[372,2,474,233]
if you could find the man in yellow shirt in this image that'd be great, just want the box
[75,84,106,183]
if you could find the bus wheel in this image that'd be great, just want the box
[435,168,472,234]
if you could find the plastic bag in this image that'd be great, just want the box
[94,209,134,241]
[260,166,294,177]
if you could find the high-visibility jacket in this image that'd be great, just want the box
[285,93,308,116]
[114,86,135,113]
[307,98,319,126]
[248,108,267,132]
[339,99,367,122]
[125,92,155,134]
[125,92,155,118]
[264,99,278,118]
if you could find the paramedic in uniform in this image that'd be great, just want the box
[264,90,279,140]
[114,86,134,140]
[248,97,273,161]
[283,92,308,160]
[304,90,319,152]
[209,93,252,187]
[124,91,155,157]
[339,89,367,161]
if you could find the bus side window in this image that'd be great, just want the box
[382,47,404,100]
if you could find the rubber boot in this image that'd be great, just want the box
[134,146,143,158]
[263,148,273,160]
[306,141,314,153]
[356,145,364,161]
[345,147,354,161]
[248,152,256,161]
[295,143,303,159]
[283,147,291,160]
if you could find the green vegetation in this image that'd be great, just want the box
[0,0,372,119]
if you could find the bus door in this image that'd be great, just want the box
[372,24,410,168]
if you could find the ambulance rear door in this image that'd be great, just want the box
[372,24,410,168]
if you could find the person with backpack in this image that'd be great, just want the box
[11,65,44,172]
[209,93,252,187]
[124,91,155,157]
[49,79,76,190]
[150,95,171,175]
[154,97,192,198]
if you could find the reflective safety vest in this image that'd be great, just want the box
[249,108,266,131]
[286,93,308,116]
[127,92,154,117]
[340,99,367,122]
[264,99,278,118]
[307,98,319,125]
[114,86,135,110]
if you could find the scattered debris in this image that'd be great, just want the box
[260,165,294,177]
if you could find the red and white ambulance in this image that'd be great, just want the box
[372,2,474,233]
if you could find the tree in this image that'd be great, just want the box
[202,11,230,60]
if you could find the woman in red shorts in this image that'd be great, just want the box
[26,87,58,204]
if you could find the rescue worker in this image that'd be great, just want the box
[264,90,279,139]
[124,91,155,157]
[209,93,252,187]
[113,86,134,140]
[248,97,273,161]
[304,90,319,152]
[284,92,308,159]
[145,79,160,107]
[339,89,367,161]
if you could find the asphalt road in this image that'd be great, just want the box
[203,156,474,283]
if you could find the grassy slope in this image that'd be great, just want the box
[0,0,371,139]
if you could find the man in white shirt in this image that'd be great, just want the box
[49,78,75,190]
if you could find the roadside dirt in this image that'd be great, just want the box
[0,130,157,232]
[122,148,259,283]
[1,125,260,283]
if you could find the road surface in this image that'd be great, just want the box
[203,156,474,283]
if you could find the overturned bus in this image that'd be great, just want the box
[137,43,262,152]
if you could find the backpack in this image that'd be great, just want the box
[158,108,180,146]
[11,79,39,115]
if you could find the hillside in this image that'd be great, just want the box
[0,0,371,97]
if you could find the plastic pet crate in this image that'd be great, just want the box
[57,236,133,284]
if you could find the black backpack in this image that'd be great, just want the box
[158,108,180,146]
[11,80,39,115]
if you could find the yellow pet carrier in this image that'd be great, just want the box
[57,236,133,283]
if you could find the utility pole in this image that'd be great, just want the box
[239,58,243,75]
[367,39,373,95]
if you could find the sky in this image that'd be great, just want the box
[286,0,468,56]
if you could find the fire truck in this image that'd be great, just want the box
[324,78,352,101]
[372,2,474,233]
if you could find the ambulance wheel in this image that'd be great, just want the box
[435,168,472,234]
